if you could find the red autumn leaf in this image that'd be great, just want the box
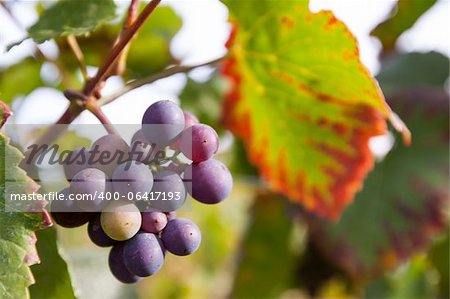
[221,1,388,219]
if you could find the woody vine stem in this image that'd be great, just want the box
[34,0,224,147]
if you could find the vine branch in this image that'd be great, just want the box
[108,0,142,77]
[125,0,142,29]
[98,57,225,106]
[66,35,88,81]
[86,100,120,135]
[33,0,162,147]
[83,0,161,96]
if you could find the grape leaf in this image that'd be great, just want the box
[56,6,181,79]
[371,0,436,51]
[179,76,225,132]
[222,1,388,219]
[126,6,182,79]
[29,228,76,299]
[0,58,43,104]
[28,0,117,43]
[376,51,449,93]
[429,236,449,298]
[56,26,118,71]
[308,52,449,277]
[0,134,51,298]
[231,193,298,298]
[365,255,438,299]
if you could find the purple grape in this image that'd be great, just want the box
[70,168,107,211]
[131,129,149,144]
[109,243,142,284]
[183,111,199,128]
[51,188,96,228]
[148,170,186,212]
[185,159,232,204]
[123,232,165,277]
[51,211,95,228]
[130,129,155,163]
[179,124,219,162]
[161,218,201,256]
[90,134,130,177]
[170,111,199,150]
[170,112,199,150]
[112,161,153,196]
[63,147,91,181]
[141,211,167,233]
[88,215,116,247]
[141,100,185,147]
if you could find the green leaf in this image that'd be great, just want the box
[308,52,449,277]
[429,237,449,299]
[0,134,50,298]
[179,76,224,131]
[377,51,449,93]
[29,228,76,299]
[371,0,437,51]
[28,0,117,43]
[231,193,299,298]
[126,6,182,79]
[0,58,43,104]
[56,26,119,70]
[222,1,388,219]
[56,6,181,78]
[365,255,438,299]
[53,223,139,299]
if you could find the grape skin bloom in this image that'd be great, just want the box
[112,160,154,196]
[180,124,219,163]
[185,159,233,204]
[109,243,142,284]
[162,218,201,256]
[123,232,165,277]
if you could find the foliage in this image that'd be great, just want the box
[223,0,388,219]
[0,134,50,298]
[126,6,182,79]
[56,6,181,80]
[29,228,76,299]
[0,58,43,104]
[231,193,298,298]
[371,0,437,51]
[308,51,448,279]
[365,255,438,299]
[0,0,447,298]
[28,0,117,44]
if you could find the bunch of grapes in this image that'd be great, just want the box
[50,100,233,283]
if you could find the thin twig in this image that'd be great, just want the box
[83,0,161,96]
[63,89,118,135]
[66,35,89,80]
[108,0,142,77]
[86,99,119,135]
[125,0,142,29]
[98,57,225,106]
[32,0,163,146]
